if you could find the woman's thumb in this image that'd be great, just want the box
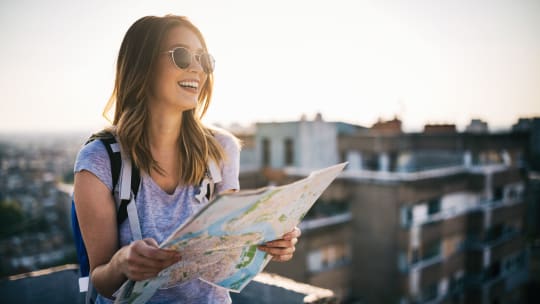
[143,238,159,248]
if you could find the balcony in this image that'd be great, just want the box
[402,194,523,231]
[491,201,525,224]
[298,212,352,232]
[404,252,444,274]
[465,268,529,301]
[0,265,337,304]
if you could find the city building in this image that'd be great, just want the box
[465,119,489,134]
[0,133,80,277]
[237,115,534,303]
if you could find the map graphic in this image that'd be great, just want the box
[114,162,347,304]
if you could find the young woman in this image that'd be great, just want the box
[73,15,301,303]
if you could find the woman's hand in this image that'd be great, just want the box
[115,238,182,281]
[258,227,301,262]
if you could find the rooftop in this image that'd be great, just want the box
[0,265,337,304]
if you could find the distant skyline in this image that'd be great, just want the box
[1,0,539,132]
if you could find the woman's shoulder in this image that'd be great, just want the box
[208,125,242,151]
[74,134,114,190]
[76,128,118,157]
[74,133,113,175]
[77,136,109,160]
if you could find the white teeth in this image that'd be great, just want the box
[178,81,199,89]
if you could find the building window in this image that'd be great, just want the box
[493,187,504,201]
[400,206,413,227]
[262,138,270,167]
[411,249,420,264]
[507,188,517,200]
[307,250,323,272]
[307,243,351,273]
[398,252,409,272]
[284,138,294,166]
[485,224,504,243]
[515,252,525,269]
[423,240,441,261]
[449,273,464,293]
[484,261,501,281]
[506,183,524,201]
[340,151,346,163]
[420,283,438,302]
[427,198,441,215]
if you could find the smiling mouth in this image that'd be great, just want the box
[178,81,199,90]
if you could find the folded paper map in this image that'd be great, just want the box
[114,162,347,304]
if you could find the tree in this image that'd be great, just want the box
[0,199,24,238]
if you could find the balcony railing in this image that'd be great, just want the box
[403,196,523,228]
[402,253,444,273]
[299,212,352,232]
[465,230,521,250]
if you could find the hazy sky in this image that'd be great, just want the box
[1,0,539,132]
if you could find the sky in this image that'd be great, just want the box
[0,0,539,133]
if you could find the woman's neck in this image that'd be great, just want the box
[148,106,183,151]
[147,106,183,186]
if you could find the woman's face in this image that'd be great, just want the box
[149,26,208,112]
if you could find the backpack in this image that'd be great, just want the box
[70,131,222,303]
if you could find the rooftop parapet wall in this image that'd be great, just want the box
[0,265,336,304]
[338,132,530,154]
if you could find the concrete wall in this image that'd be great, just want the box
[256,121,338,170]
[265,221,352,301]
[0,265,84,304]
[0,265,336,304]
[349,182,401,303]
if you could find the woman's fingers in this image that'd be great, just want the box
[263,238,298,248]
[258,244,296,256]
[258,238,297,262]
[121,238,181,281]
[259,227,302,262]
[142,238,161,248]
[257,244,295,262]
[126,248,176,271]
[135,239,181,262]
[283,227,302,240]
[271,254,294,262]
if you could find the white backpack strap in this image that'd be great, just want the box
[110,142,121,153]
[193,160,222,203]
[117,140,143,241]
[126,197,142,241]
[208,160,222,184]
[119,151,132,202]
[207,160,222,201]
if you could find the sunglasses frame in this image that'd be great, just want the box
[164,47,215,73]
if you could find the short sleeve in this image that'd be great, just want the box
[73,140,113,191]
[213,128,241,193]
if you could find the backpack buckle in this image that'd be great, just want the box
[194,171,212,204]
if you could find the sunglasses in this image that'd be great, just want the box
[164,47,215,73]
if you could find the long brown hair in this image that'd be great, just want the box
[103,15,225,185]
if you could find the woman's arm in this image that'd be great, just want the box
[73,170,181,299]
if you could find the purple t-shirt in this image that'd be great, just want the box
[74,128,240,304]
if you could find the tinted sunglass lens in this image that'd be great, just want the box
[172,48,191,69]
[200,54,215,73]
